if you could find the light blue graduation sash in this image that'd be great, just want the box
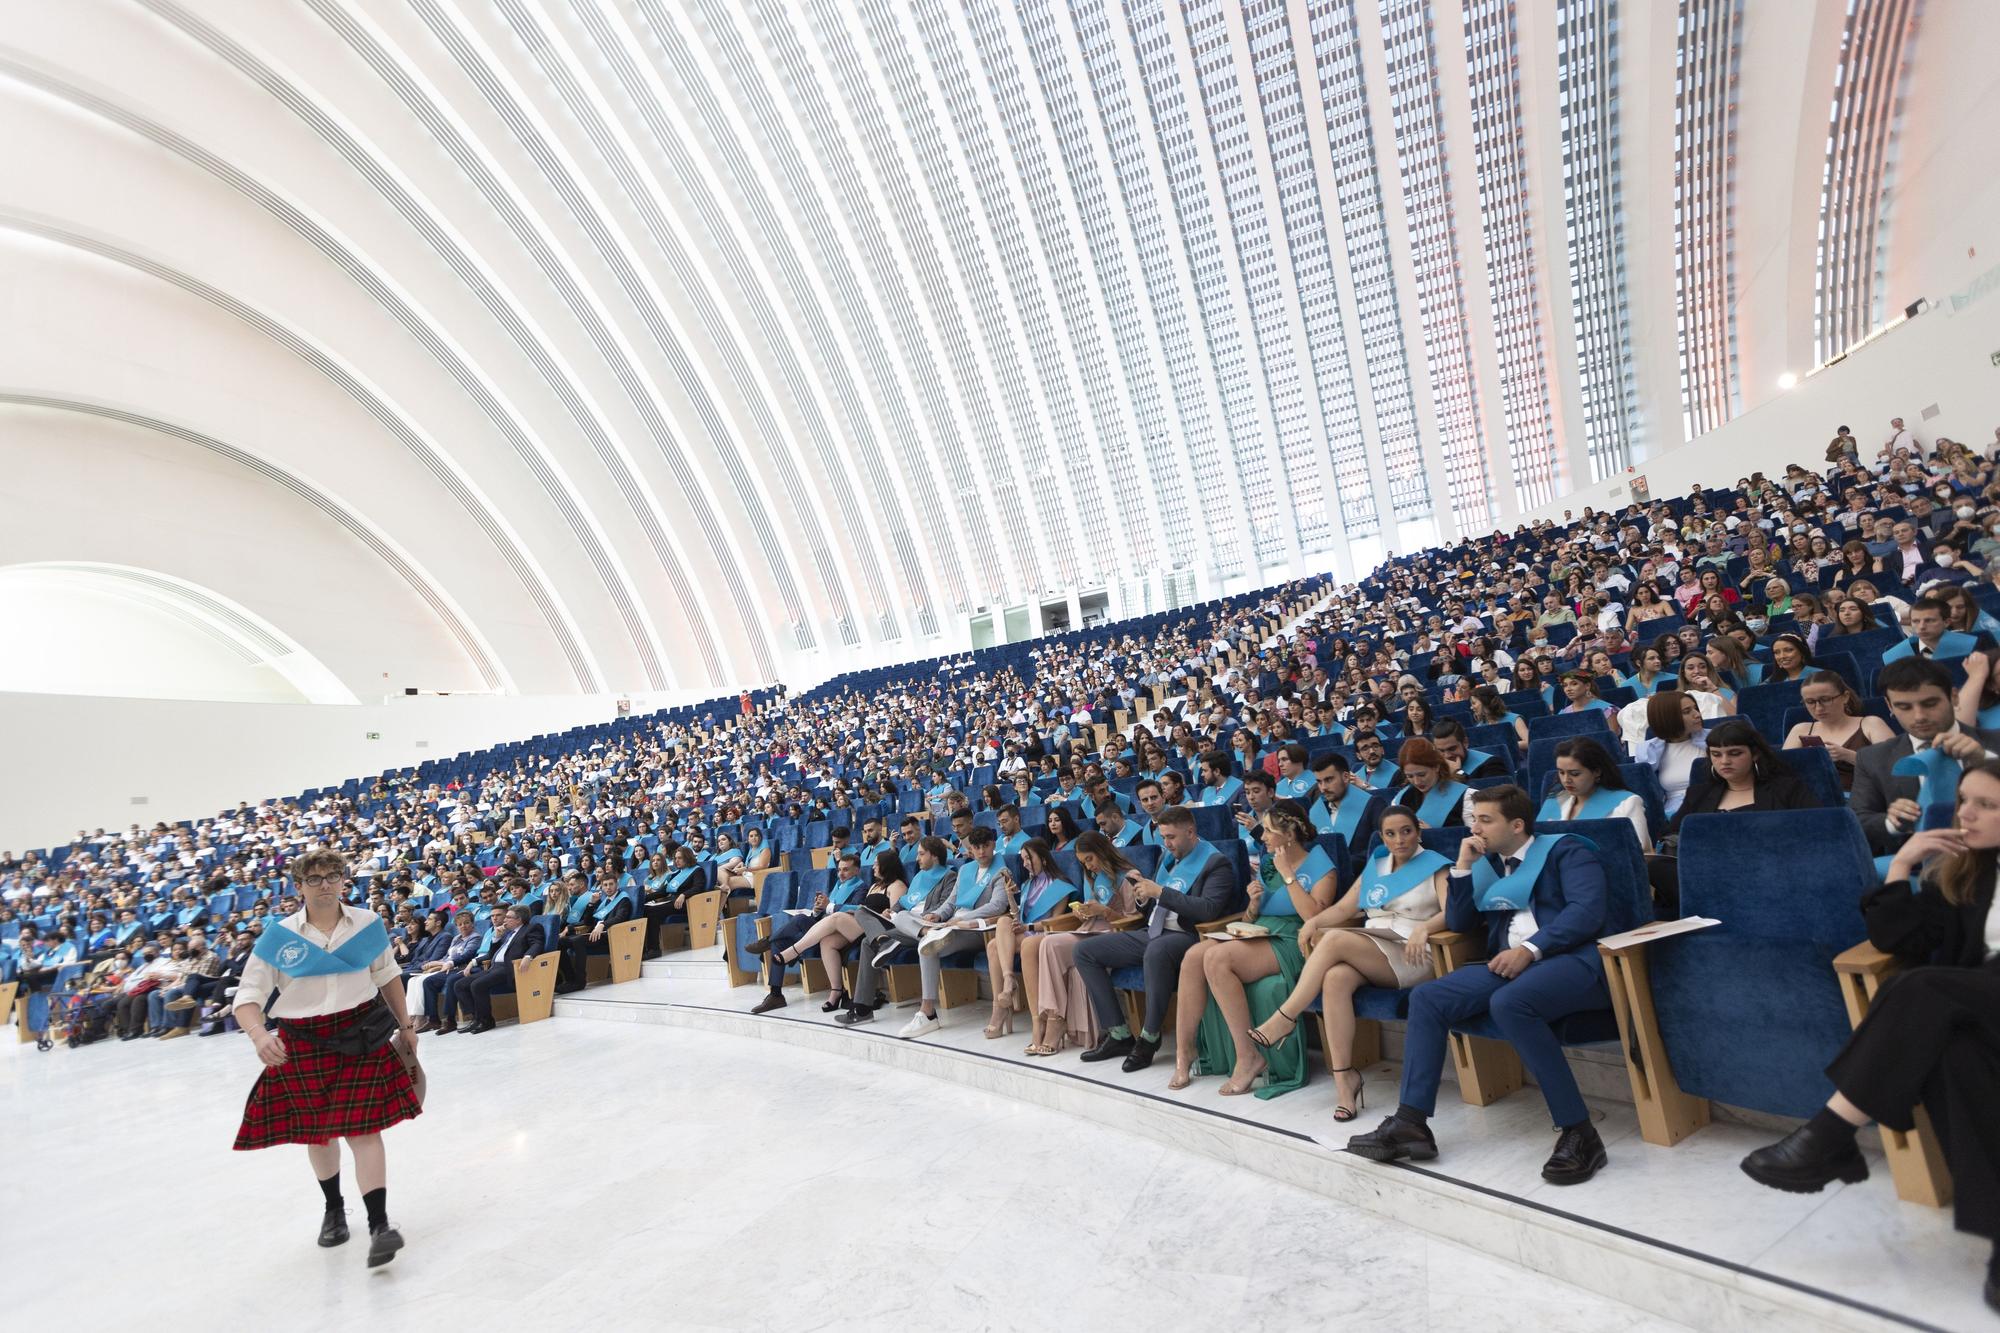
[1358,848,1451,910]
[1463,748,1498,775]
[116,921,141,945]
[1620,673,1677,698]
[1979,703,2000,731]
[1201,777,1244,807]
[1312,785,1372,841]
[1358,761,1401,791]
[253,916,390,978]
[1276,773,1315,800]
[900,865,950,912]
[1465,834,1568,912]
[1536,786,1628,823]
[1892,746,1963,832]
[1262,846,1334,916]
[1157,840,1219,896]
[1081,870,1116,906]
[712,849,744,867]
[997,829,1030,858]
[1108,820,1140,847]
[828,875,867,909]
[953,858,1005,910]
[1020,874,1072,924]
[1406,780,1468,826]
[565,891,597,925]
[1882,630,1978,664]
[667,866,702,894]
[593,888,630,921]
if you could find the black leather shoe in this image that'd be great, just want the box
[751,991,788,1014]
[466,1019,496,1035]
[834,1005,875,1026]
[744,937,771,956]
[433,1021,457,1035]
[1079,1032,1134,1063]
[366,1224,405,1267]
[1120,1032,1161,1073]
[1346,1114,1439,1163]
[1740,1124,1869,1193]
[318,1208,349,1248]
[1542,1122,1608,1185]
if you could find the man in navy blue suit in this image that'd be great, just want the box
[1348,784,1613,1184]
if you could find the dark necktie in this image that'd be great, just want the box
[1503,856,1521,877]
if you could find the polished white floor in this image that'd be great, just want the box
[5,1009,1696,1332]
[557,950,1990,1332]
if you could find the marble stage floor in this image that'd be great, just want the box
[7,1002,1699,1333]
[553,950,1990,1333]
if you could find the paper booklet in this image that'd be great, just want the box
[1203,920,1272,940]
[1599,917,1722,950]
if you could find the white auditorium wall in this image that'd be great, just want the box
[0,691,705,852]
[1499,283,2000,533]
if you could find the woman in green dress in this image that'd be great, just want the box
[1167,801,1340,1098]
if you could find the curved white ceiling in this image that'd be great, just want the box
[1,0,1988,698]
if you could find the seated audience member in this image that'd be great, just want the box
[412,909,483,1030]
[1540,737,1649,846]
[1250,806,1448,1122]
[1784,669,1895,792]
[1674,654,1736,711]
[981,838,1074,1039]
[420,908,491,1034]
[1168,801,1339,1098]
[1196,750,1244,807]
[1883,596,1980,664]
[154,931,226,1038]
[853,827,1019,1039]
[740,826,773,872]
[1308,752,1384,856]
[1852,657,2000,856]
[1469,685,1531,750]
[1071,806,1238,1073]
[835,837,956,1029]
[1740,763,2000,1314]
[1092,797,1143,849]
[1433,719,1505,780]
[1019,832,1139,1056]
[452,904,547,1035]
[710,832,755,894]
[1766,633,1818,683]
[1557,669,1619,717]
[1388,739,1467,829]
[1939,583,2000,641]
[1620,645,1675,697]
[1348,786,1615,1185]
[1043,805,1085,852]
[1634,691,1710,816]
[745,851,872,1014]
[1650,719,1821,913]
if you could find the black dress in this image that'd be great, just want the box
[1829,875,2000,1240]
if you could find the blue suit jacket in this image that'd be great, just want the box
[1443,837,1609,971]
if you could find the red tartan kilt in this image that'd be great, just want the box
[234,1004,421,1150]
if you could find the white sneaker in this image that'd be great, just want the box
[897,1010,941,1040]
[917,930,956,958]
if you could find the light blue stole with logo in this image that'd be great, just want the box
[1400,780,1468,826]
[953,858,1005,910]
[1201,777,1244,807]
[1882,630,1978,664]
[828,875,867,909]
[1358,848,1452,910]
[565,891,598,925]
[1261,845,1334,916]
[253,916,389,978]
[1536,787,1628,824]
[900,865,951,912]
[1310,786,1371,840]
[1465,835,1569,912]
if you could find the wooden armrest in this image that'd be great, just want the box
[1832,941,1899,977]
[754,916,774,940]
[1037,912,1082,932]
[1107,914,1145,929]
[1427,930,1486,975]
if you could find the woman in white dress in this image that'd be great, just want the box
[1243,807,1446,1123]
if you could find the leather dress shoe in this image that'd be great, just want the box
[318,1207,350,1248]
[744,937,771,956]
[1120,1032,1161,1073]
[1542,1122,1608,1185]
[1740,1124,1869,1193]
[366,1223,405,1268]
[1346,1114,1439,1163]
[751,991,788,1014]
[433,1021,457,1035]
[465,1019,496,1035]
[1079,1032,1134,1063]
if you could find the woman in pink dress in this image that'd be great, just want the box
[1020,832,1139,1056]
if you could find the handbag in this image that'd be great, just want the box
[284,997,399,1057]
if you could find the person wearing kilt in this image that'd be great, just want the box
[233,847,421,1267]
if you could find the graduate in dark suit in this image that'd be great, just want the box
[1349,784,1616,1184]
[1850,657,2000,855]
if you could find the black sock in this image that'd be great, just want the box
[1395,1103,1430,1128]
[318,1173,343,1211]
[1807,1108,1859,1143]
[362,1187,388,1232]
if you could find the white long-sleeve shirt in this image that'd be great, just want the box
[234,904,397,1020]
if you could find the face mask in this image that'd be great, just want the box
[1744,618,1769,633]
[1936,554,1955,568]
[1957,506,1976,519]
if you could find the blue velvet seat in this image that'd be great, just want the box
[1649,809,1873,1117]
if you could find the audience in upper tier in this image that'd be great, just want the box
[9,420,2000,1310]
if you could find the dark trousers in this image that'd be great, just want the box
[764,915,815,989]
[1830,963,2000,1238]
[1398,952,1610,1128]
[114,991,150,1038]
[1073,929,1198,1038]
[465,964,518,1025]
[425,970,466,1025]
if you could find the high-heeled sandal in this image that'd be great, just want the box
[821,992,848,1013]
[1248,1006,1299,1050]
[1330,1066,1366,1122]
[1220,1047,1267,1096]
[983,1005,1016,1039]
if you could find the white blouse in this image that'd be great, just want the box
[1362,867,1445,938]
[234,904,399,1020]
